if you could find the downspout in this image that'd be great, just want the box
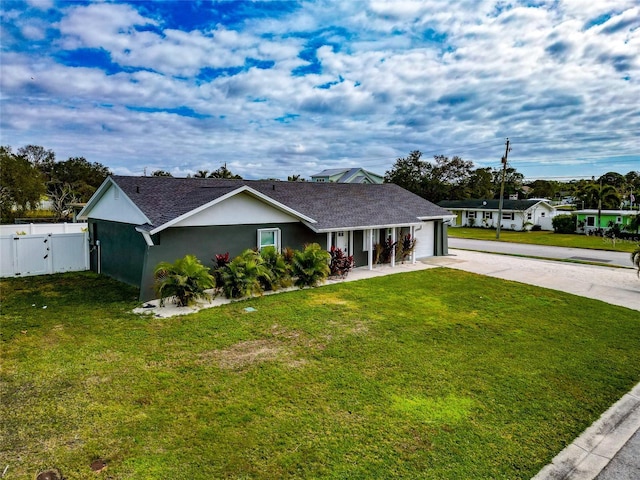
[96,240,101,274]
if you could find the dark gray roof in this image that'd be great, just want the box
[109,175,452,232]
[438,199,545,210]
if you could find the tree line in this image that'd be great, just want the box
[384,150,640,209]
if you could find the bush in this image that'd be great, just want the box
[329,246,354,278]
[292,243,330,288]
[260,246,292,291]
[396,233,417,263]
[220,249,271,299]
[154,255,215,307]
[375,236,397,264]
[552,214,576,234]
[531,224,542,231]
[212,252,230,290]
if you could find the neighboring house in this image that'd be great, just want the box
[310,167,384,184]
[79,176,455,301]
[574,210,638,233]
[438,199,555,231]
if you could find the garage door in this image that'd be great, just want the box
[414,222,434,259]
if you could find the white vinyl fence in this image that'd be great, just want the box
[0,223,90,278]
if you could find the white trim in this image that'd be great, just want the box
[257,227,281,252]
[150,186,316,235]
[135,227,155,247]
[307,220,449,234]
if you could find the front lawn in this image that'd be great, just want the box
[2,271,639,479]
[448,227,638,252]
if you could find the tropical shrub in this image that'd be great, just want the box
[212,252,230,290]
[154,255,215,307]
[396,233,417,263]
[260,246,292,290]
[291,243,330,288]
[552,214,576,234]
[530,224,542,231]
[220,249,271,299]
[376,236,397,264]
[329,246,354,278]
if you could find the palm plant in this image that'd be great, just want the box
[259,246,291,290]
[154,255,215,307]
[632,245,640,278]
[220,249,271,298]
[291,243,330,287]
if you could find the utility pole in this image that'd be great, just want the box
[496,138,511,240]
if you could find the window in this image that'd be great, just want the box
[586,216,595,227]
[540,212,546,217]
[616,216,622,224]
[502,212,514,220]
[527,212,532,220]
[363,229,379,251]
[467,211,477,219]
[257,228,281,252]
[483,212,492,220]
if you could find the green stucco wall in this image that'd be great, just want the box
[89,219,147,288]
[138,223,325,301]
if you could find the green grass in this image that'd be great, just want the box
[448,227,639,252]
[2,271,639,479]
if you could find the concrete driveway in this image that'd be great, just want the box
[426,249,640,312]
[448,238,634,268]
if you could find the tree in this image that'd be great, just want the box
[493,167,524,199]
[466,167,494,199]
[527,179,558,199]
[384,150,428,196]
[423,155,474,201]
[152,170,173,177]
[208,163,242,179]
[48,157,110,208]
[287,174,305,182]
[18,145,55,181]
[194,170,209,178]
[0,146,46,222]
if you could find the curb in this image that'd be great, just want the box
[532,382,640,480]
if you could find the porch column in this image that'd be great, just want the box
[368,229,373,270]
[391,227,396,267]
[349,231,353,256]
[411,225,416,264]
[326,232,332,251]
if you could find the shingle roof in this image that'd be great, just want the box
[438,199,545,210]
[109,176,453,232]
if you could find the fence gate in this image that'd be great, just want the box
[0,232,89,278]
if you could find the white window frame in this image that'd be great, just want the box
[616,216,622,224]
[483,211,492,220]
[363,229,379,251]
[257,228,281,252]
[467,211,477,219]
[502,212,514,220]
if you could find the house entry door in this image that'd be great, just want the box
[334,231,348,254]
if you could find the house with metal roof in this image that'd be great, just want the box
[79,176,454,300]
[438,199,555,231]
[310,167,384,184]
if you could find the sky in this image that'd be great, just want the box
[1,0,639,181]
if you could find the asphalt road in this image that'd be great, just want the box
[448,237,634,268]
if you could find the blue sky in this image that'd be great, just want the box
[1,0,638,181]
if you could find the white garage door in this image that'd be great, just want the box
[413,222,434,258]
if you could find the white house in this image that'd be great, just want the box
[438,199,555,231]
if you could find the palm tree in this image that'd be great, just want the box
[194,170,209,178]
[577,181,621,229]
